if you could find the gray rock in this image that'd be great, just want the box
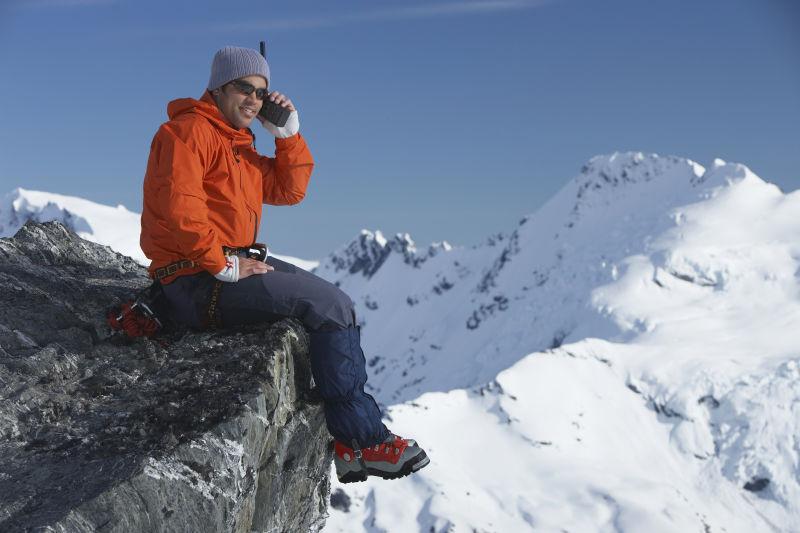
[329,489,351,513]
[0,221,332,532]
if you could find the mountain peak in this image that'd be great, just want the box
[317,229,433,279]
[540,152,711,232]
[577,151,706,195]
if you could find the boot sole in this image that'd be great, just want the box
[337,450,430,484]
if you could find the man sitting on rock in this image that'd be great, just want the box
[139,45,429,483]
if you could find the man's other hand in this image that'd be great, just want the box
[239,257,274,279]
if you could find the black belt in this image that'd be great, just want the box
[153,259,196,281]
[154,243,269,281]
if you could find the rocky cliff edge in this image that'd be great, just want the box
[0,221,331,532]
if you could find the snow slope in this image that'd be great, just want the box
[319,153,800,532]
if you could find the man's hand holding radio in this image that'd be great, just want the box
[259,91,300,138]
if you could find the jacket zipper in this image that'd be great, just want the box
[232,141,258,245]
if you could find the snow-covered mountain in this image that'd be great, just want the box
[0,188,318,270]
[4,151,798,531]
[316,153,800,532]
[0,188,146,264]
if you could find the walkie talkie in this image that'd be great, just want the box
[258,41,291,127]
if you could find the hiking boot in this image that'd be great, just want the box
[334,434,430,483]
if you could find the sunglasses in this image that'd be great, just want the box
[227,79,270,100]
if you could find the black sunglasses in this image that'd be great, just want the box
[227,79,269,100]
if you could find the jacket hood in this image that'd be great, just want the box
[166,91,254,146]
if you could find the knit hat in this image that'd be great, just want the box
[207,46,270,91]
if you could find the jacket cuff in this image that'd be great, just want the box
[275,132,302,150]
[213,255,239,283]
[201,247,228,275]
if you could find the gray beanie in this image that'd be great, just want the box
[207,46,270,91]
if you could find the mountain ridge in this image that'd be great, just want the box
[322,152,800,531]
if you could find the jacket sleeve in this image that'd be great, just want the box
[146,122,227,273]
[259,132,315,206]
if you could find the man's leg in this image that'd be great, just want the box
[165,257,429,481]
[218,256,355,332]
[217,257,389,445]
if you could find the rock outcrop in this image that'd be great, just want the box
[0,222,332,532]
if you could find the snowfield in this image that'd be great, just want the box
[319,153,800,532]
[3,151,798,532]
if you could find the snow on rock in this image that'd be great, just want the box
[320,152,800,532]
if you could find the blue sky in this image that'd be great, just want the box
[1,0,798,257]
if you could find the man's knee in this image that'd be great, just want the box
[314,284,356,332]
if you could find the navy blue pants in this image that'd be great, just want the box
[161,256,353,331]
[161,256,390,447]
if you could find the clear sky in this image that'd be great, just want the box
[1,0,798,257]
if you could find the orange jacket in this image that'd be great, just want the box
[140,92,314,283]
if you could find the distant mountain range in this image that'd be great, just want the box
[4,152,798,532]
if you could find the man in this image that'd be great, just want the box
[140,46,429,483]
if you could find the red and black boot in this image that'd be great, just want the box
[334,434,430,483]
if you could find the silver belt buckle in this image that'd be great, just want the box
[247,243,269,262]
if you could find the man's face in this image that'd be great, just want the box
[214,75,267,129]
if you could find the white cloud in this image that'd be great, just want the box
[215,0,552,32]
[12,0,117,8]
